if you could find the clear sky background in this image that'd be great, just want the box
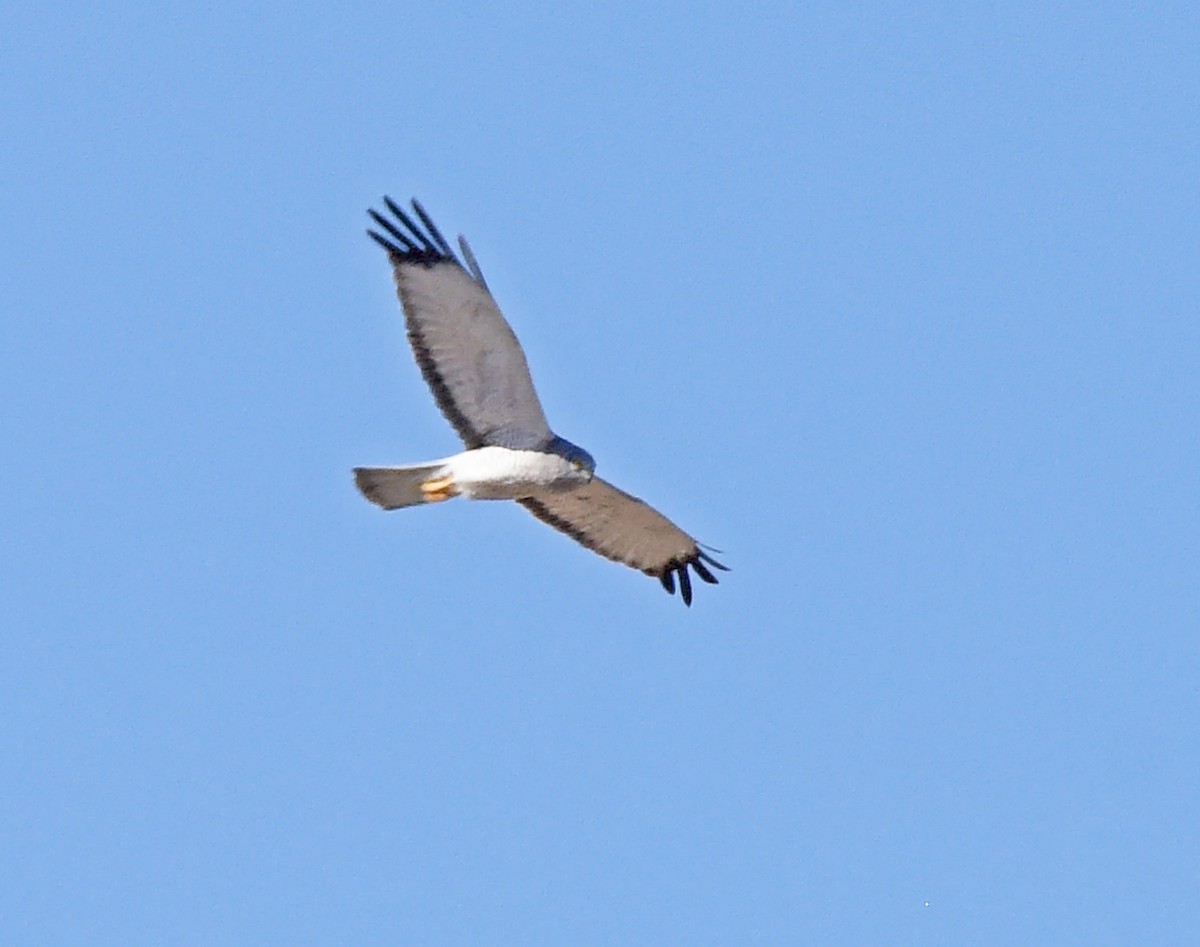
[3,3,1197,944]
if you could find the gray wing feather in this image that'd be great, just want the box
[519,478,727,606]
[368,199,552,449]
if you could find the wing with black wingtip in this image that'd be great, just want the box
[367,197,553,450]
[519,478,727,606]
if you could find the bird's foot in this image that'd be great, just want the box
[420,477,459,502]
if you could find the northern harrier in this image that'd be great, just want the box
[354,198,726,605]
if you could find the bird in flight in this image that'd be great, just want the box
[354,197,727,605]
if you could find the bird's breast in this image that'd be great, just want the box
[450,446,586,500]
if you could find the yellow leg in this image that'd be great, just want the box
[420,476,459,502]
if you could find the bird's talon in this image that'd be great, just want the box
[420,477,458,502]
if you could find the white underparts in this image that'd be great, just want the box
[444,446,591,500]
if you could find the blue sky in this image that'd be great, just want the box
[3,2,1197,943]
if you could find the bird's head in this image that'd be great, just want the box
[547,436,596,482]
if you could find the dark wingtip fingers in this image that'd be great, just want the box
[366,197,460,268]
[656,548,728,607]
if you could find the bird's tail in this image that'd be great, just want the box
[353,462,457,510]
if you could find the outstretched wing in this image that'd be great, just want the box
[519,478,728,606]
[367,198,552,450]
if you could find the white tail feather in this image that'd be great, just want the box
[354,463,452,510]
